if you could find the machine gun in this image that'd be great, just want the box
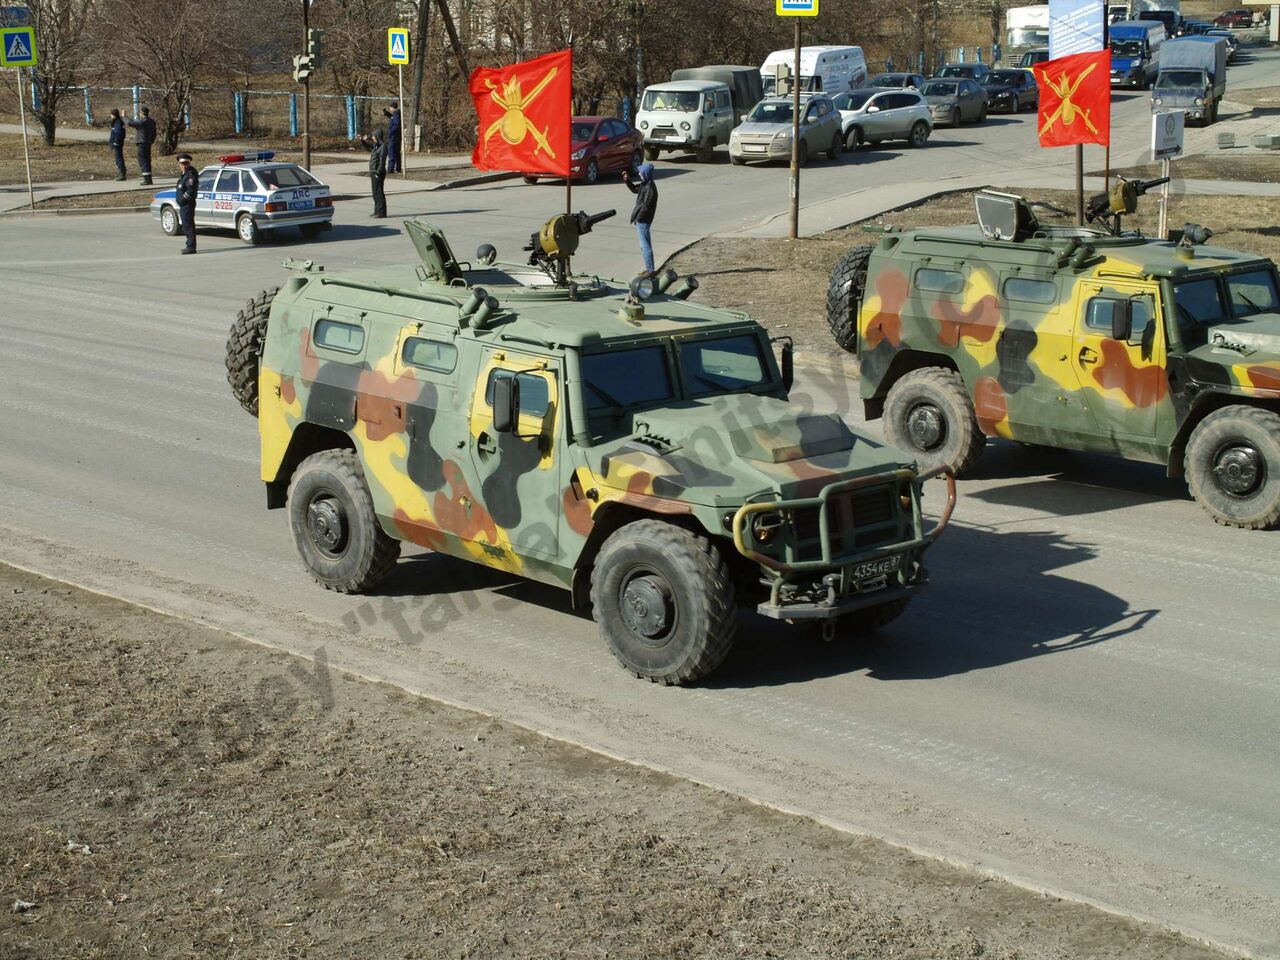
[1085,176,1170,235]
[525,209,617,285]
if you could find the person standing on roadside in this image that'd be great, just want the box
[126,106,157,186]
[175,153,199,254]
[357,130,388,218]
[108,108,127,181]
[383,101,402,174]
[622,161,658,277]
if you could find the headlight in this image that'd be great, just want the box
[1154,97,1163,104]
[679,121,691,131]
[1194,96,1204,104]
[750,511,785,543]
[773,129,791,140]
[570,148,586,160]
[639,120,648,130]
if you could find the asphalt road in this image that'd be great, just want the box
[2,46,1279,956]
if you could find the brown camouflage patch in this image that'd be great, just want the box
[933,295,1001,349]
[1092,340,1168,407]
[974,376,1009,435]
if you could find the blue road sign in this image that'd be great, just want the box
[1049,0,1104,59]
[1,25,37,67]
[776,0,819,16]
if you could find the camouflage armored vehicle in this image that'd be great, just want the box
[226,212,954,685]
[826,188,1280,529]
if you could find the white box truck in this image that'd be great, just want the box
[760,46,868,97]
[1004,6,1050,66]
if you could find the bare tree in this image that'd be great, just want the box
[23,0,97,145]
[97,0,249,153]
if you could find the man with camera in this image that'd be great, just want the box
[357,129,388,218]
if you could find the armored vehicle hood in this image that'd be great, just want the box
[1202,313,1280,360]
[589,396,909,507]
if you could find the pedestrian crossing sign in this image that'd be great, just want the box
[387,27,410,65]
[0,26,37,68]
[776,0,818,14]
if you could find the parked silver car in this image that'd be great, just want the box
[150,152,333,244]
[919,78,988,126]
[728,95,843,165]
[832,88,932,149]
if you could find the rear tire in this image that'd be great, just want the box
[590,520,736,685]
[826,244,874,353]
[236,213,260,245]
[299,222,324,239]
[882,367,985,475]
[225,287,278,417]
[288,449,401,593]
[1184,406,1280,529]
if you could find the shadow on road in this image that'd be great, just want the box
[710,522,1158,688]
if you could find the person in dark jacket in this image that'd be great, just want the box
[107,108,127,181]
[175,153,199,254]
[623,162,658,276]
[358,130,388,218]
[383,101,402,174]
[126,106,157,185]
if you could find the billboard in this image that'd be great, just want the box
[1049,0,1105,59]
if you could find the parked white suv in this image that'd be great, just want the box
[832,89,932,149]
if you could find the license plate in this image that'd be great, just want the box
[850,554,902,580]
[742,145,765,152]
[288,200,313,210]
[665,135,685,142]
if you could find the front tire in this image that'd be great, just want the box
[1184,406,1280,529]
[583,159,599,184]
[882,368,985,475]
[590,520,736,685]
[951,107,961,127]
[644,145,660,161]
[826,133,842,160]
[236,213,260,245]
[826,244,873,352]
[225,287,278,416]
[522,175,539,184]
[796,139,809,166]
[908,121,929,148]
[697,139,715,163]
[845,126,863,151]
[288,449,401,593]
[841,598,909,636]
[160,205,180,236]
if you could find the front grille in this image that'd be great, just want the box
[790,484,903,559]
[651,125,678,139]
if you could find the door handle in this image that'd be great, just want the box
[477,432,497,455]
[1078,346,1099,365]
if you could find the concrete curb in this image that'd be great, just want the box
[0,204,150,217]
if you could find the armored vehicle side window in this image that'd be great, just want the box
[1173,278,1226,346]
[680,335,769,395]
[313,319,365,355]
[1225,270,1280,318]
[915,268,964,294]
[1004,277,1057,304]
[216,170,242,193]
[402,336,458,374]
[581,347,673,411]
[1086,296,1152,338]
[486,369,550,418]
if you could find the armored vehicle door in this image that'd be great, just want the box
[1071,281,1171,452]
[467,347,563,560]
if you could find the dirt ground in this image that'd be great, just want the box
[1098,155,1280,184]
[668,188,1280,358]
[0,136,295,187]
[0,564,1230,960]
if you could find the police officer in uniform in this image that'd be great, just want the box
[107,108,127,181]
[175,153,199,254]
[383,101,402,174]
[126,106,157,185]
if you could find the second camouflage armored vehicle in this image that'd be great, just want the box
[227,212,954,685]
[826,189,1280,529]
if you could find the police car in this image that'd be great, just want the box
[151,152,334,244]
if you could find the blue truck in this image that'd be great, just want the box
[1152,35,1228,124]
[1109,20,1166,89]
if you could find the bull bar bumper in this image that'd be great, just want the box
[731,466,956,621]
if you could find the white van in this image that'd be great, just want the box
[760,46,868,97]
[635,80,736,162]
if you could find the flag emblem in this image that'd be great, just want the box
[469,50,572,175]
[1033,50,1110,147]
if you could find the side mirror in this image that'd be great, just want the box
[492,375,519,433]
[596,133,609,142]
[776,338,795,391]
[1110,300,1133,341]
[867,105,881,113]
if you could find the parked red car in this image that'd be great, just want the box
[1213,8,1253,27]
[523,116,644,185]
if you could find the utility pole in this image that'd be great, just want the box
[408,0,431,154]
[302,0,311,170]
[789,18,800,240]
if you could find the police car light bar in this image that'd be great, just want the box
[217,151,276,164]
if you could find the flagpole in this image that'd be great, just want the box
[565,43,574,281]
[1075,145,1084,225]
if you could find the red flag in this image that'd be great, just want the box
[1033,50,1110,148]
[470,50,572,175]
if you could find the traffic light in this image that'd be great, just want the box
[292,53,313,83]
[307,28,325,70]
